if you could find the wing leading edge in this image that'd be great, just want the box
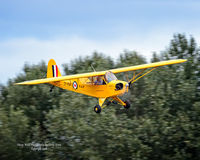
[15,71,107,85]
[15,59,187,85]
[110,59,187,74]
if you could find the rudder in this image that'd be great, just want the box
[47,59,62,78]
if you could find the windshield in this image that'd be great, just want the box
[105,71,117,83]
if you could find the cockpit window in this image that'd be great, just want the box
[105,71,117,83]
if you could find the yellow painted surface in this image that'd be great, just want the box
[15,59,187,85]
[111,59,187,74]
[15,59,187,100]
[99,98,106,106]
[111,96,126,106]
[51,79,128,98]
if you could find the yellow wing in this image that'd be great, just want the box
[15,59,187,85]
[15,71,107,85]
[110,59,187,74]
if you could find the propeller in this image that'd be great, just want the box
[124,72,135,89]
[128,80,134,89]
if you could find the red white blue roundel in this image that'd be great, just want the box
[73,81,78,89]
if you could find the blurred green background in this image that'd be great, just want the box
[0,33,200,160]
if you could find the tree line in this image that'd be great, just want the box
[0,33,200,160]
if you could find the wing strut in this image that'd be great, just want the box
[128,67,157,87]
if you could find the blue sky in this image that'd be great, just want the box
[1,0,200,84]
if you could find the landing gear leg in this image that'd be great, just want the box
[111,97,131,109]
[94,98,106,113]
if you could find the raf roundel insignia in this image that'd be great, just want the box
[73,81,78,89]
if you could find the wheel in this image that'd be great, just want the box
[124,100,130,109]
[94,105,101,113]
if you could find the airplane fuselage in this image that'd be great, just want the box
[51,79,129,98]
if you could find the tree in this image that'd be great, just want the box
[0,34,200,159]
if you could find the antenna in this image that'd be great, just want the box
[91,64,96,72]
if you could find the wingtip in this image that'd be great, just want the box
[14,81,34,85]
[175,59,187,63]
[14,82,25,85]
[180,59,187,63]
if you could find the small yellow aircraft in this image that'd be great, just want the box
[16,59,187,113]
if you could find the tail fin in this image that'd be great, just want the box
[47,59,62,78]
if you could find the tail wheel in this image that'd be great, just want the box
[124,100,130,109]
[94,105,101,113]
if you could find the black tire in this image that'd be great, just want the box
[124,100,130,109]
[94,105,101,113]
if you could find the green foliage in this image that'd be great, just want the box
[63,52,115,75]
[0,34,200,159]
[0,107,41,160]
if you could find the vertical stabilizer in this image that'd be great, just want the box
[47,59,62,78]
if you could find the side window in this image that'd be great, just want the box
[94,76,105,85]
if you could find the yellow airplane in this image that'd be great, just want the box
[15,59,187,113]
